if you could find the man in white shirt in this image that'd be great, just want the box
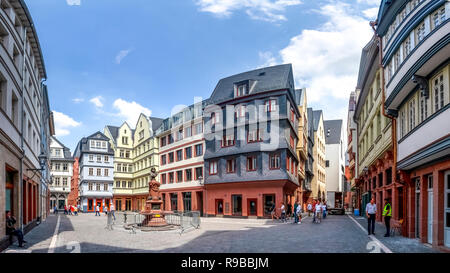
[366,198,377,235]
[110,203,116,220]
[315,202,322,223]
[307,202,312,217]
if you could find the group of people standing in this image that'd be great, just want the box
[306,200,327,223]
[365,197,392,237]
[95,204,116,220]
[270,201,303,224]
[55,204,80,216]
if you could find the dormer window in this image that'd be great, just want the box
[235,83,248,97]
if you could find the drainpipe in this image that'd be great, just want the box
[18,27,28,231]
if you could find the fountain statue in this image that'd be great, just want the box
[141,167,168,227]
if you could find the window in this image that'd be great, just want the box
[195,144,203,157]
[161,174,167,184]
[104,183,108,191]
[160,137,167,147]
[394,51,401,71]
[325,160,330,167]
[89,155,94,162]
[176,149,183,161]
[420,95,429,122]
[177,170,183,182]
[290,135,295,149]
[235,105,246,118]
[122,136,128,144]
[96,184,101,191]
[269,154,280,169]
[122,181,126,188]
[286,157,290,172]
[265,99,277,112]
[185,126,192,138]
[211,112,220,125]
[415,22,425,44]
[168,152,174,163]
[232,195,242,215]
[104,169,109,177]
[97,155,101,162]
[195,123,203,135]
[195,167,203,180]
[128,182,132,188]
[177,129,183,141]
[63,163,68,171]
[55,177,60,186]
[104,156,109,162]
[409,98,416,131]
[116,181,120,188]
[63,178,68,186]
[235,83,247,97]
[88,183,93,191]
[89,168,93,176]
[400,109,406,138]
[125,151,130,158]
[433,74,445,112]
[169,172,174,183]
[161,155,167,165]
[248,129,262,143]
[168,134,174,144]
[185,169,192,181]
[221,134,235,147]
[290,107,295,123]
[432,6,446,30]
[97,168,101,176]
[226,159,236,173]
[185,147,192,159]
[247,156,257,171]
[209,161,218,175]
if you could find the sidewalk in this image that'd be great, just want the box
[349,215,439,253]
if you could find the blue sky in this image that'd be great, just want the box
[25,0,381,152]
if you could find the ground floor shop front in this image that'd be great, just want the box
[113,195,148,212]
[161,186,204,215]
[80,197,113,213]
[204,180,298,218]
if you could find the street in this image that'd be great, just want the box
[2,213,439,253]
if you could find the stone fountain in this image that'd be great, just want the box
[141,168,168,227]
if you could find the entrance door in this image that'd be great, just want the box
[428,175,433,244]
[248,199,257,216]
[445,171,450,248]
[197,192,203,216]
[216,199,223,215]
[58,200,65,210]
[415,178,420,238]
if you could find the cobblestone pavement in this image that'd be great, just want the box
[2,213,440,253]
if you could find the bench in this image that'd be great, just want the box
[390,219,403,236]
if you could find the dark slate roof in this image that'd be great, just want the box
[106,125,119,142]
[324,120,343,145]
[208,64,294,105]
[73,131,114,156]
[376,0,407,36]
[295,88,305,106]
[149,117,164,132]
[312,110,323,131]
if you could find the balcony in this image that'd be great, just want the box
[303,180,312,192]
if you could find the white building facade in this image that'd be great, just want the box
[73,132,114,213]
[324,120,345,208]
[49,136,74,211]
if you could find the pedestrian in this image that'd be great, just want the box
[286,202,292,221]
[104,205,108,215]
[280,202,286,223]
[5,211,26,247]
[293,201,299,224]
[74,205,78,216]
[77,204,81,213]
[322,201,327,219]
[314,200,322,223]
[383,198,392,237]
[70,205,74,215]
[64,205,67,215]
[296,201,302,224]
[366,197,377,235]
[54,205,58,214]
[312,200,316,222]
[95,204,100,216]
[110,203,116,221]
[307,202,312,217]
[270,202,277,221]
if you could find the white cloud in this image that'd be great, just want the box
[53,111,82,137]
[356,0,381,6]
[195,0,302,22]
[115,49,132,64]
[89,96,104,108]
[278,1,373,107]
[113,99,152,127]
[363,7,379,19]
[258,51,278,67]
[72,98,84,103]
[66,0,81,6]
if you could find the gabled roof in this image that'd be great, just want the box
[87,131,110,141]
[50,136,73,160]
[295,88,306,108]
[105,125,119,143]
[149,117,164,132]
[208,64,294,105]
[324,120,343,145]
[307,108,315,144]
[313,110,323,131]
